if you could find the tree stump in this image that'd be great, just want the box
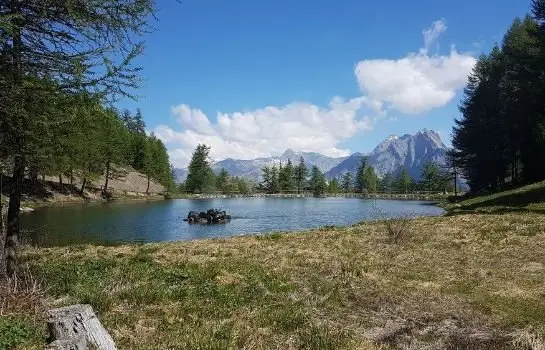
[46,304,117,350]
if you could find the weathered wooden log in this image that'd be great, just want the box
[46,304,117,350]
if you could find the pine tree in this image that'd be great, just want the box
[355,157,367,193]
[216,169,230,193]
[379,173,393,193]
[327,177,341,194]
[98,109,129,196]
[294,157,308,193]
[186,144,214,193]
[341,172,353,193]
[270,165,280,194]
[279,158,295,192]
[363,166,379,193]
[261,166,272,193]
[309,166,326,196]
[0,0,156,276]
[394,169,413,194]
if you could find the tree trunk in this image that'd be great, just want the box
[146,175,150,195]
[70,168,73,188]
[454,168,458,198]
[80,178,87,196]
[59,174,63,187]
[103,161,110,196]
[0,175,6,279]
[46,304,117,350]
[5,156,24,277]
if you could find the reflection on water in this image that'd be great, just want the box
[22,197,444,246]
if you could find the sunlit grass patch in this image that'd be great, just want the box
[19,212,545,349]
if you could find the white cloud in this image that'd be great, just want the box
[156,18,476,167]
[423,18,447,53]
[155,96,382,167]
[355,19,476,114]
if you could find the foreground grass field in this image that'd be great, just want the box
[3,210,543,349]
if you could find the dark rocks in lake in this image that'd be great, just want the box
[184,209,231,225]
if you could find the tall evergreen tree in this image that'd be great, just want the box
[327,177,341,194]
[309,166,326,196]
[341,172,353,193]
[294,157,308,193]
[279,158,295,192]
[0,0,156,276]
[380,173,393,193]
[270,165,280,194]
[354,157,367,193]
[216,169,230,193]
[186,144,214,193]
[363,166,379,193]
[394,169,413,193]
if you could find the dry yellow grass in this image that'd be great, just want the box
[12,211,544,349]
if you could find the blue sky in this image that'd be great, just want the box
[118,0,531,167]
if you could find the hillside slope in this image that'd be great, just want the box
[1,167,165,205]
[446,181,545,214]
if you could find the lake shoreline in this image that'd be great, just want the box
[171,192,448,201]
[22,197,445,246]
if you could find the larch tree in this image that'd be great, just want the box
[0,0,156,277]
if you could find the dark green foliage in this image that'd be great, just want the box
[185,144,215,193]
[379,172,393,193]
[393,168,415,193]
[279,159,295,192]
[341,172,353,193]
[363,165,379,194]
[452,12,545,192]
[143,134,173,194]
[354,157,367,193]
[216,169,230,193]
[354,157,378,193]
[309,166,326,196]
[294,157,308,194]
[327,177,341,194]
[420,161,451,192]
[0,0,157,276]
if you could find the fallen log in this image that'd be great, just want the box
[45,304,117,350]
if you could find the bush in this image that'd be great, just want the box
[371,201,412,244]
[383,217,411,244]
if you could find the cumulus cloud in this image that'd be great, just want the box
[156,18,475,167]
[155,96,382,167]
[355,19,476,114]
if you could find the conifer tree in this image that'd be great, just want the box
[309,166,326,196]
[341,172,353,193]
[186,144,215,193]
[294,157,308,193]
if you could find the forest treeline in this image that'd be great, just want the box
[0,0,161,277]
[4,98,174,196]
[451,1,545,192]
[182,144,453,196]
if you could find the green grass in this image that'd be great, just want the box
[14,210,545,349]
[444,180,545,214]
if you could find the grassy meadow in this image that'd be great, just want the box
[1,183,545,349]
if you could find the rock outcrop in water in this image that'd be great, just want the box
[184,209,231,224]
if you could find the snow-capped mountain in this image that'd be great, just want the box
[173,129,449,183]
[326,129,447,179]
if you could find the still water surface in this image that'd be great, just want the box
[22,198,444,246]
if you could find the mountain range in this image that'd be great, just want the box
[174,129,448,183]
